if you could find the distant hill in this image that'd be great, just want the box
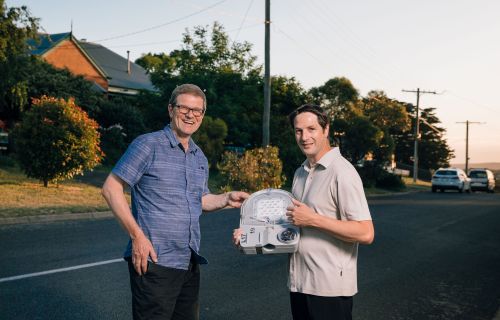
[451,162,500,171]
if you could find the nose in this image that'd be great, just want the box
[301,131,310,141]
[184,109,195,118]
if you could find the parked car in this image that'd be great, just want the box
[431,168,471,193]
[468,168,495,193]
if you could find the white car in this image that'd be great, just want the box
[431,168,471,193]
[468,168,496,193]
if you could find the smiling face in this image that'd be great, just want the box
[168,93,205,143]
[293,111,331,165]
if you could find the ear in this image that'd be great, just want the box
[168,104,174,118]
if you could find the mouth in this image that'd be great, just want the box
[183,119,195,125]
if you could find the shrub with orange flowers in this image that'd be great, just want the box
[12,96,103,186]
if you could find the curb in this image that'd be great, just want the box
[0,211,114,226]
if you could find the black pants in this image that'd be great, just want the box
[290,292,353,320]
[127,260,200,320]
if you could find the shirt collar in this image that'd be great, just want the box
[302,147,340,172]
[163,125,199,154]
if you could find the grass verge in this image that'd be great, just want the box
[1,160,427,219]
[0,165,126,218]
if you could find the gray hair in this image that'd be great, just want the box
[168,84,207,109]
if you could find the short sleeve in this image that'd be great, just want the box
[203,161,210,195]
[336,169,372,221]
[112,135,153,187]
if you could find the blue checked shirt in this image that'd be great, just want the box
[112,125,210,270]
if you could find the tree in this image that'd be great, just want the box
[25,59,104,118]
[136,22,263,148]
[360,91,410,164]
[12,96,103,186]
[333,115,383,165]
[393,105,453,170]
[268,76,308,181]
[193,116,228,168]
[309,77,359,119]
[361,91,410,134]
[0,0,39,124]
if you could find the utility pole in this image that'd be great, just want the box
[402,88,437,182]
[262,0,271,147]
[456,120,484,173]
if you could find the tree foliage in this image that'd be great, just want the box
[136,23,263,145]
[0,0,39,123]
[193,115,228,168]
[218,146,285,192]
[394,106,453,170]
[25,59,104,118]
[309,77,359,119]
[12,96,103,186]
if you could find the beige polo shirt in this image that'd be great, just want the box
[288,147,372,297]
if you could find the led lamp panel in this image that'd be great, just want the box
[239,189,300,254]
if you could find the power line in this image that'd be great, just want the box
[233,0,255,43]
[402,88,438,182]
[91,0,228,43]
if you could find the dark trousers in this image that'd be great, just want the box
[127,260,200,320]
[290,292,353,320]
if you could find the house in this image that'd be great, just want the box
[28,32,156,96]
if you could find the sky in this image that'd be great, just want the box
[6,0,500,164]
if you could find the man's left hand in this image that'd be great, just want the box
[286,198,318,227]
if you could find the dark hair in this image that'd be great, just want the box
[288,104,329,130]
[169,84,207,109]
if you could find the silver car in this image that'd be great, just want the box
[468,168,496,193]
[431,168,471,193]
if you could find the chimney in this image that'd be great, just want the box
[127,50,131,75]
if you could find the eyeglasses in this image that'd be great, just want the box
[175,104,205,117]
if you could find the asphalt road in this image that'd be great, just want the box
[0,191,499,320]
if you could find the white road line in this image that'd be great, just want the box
[0,258,123,283]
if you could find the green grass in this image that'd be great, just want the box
[402,177,431,192]
[0,165,122,218]
[1,159,427,219]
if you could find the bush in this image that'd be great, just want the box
[356,162,405,191]
[12,96,103,186]
[218,146,286,193]
[375,171,405,191]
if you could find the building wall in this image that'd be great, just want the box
[43,39,108,90]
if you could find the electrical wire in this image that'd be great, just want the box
[91,0,228,43]
[233,0,255,43]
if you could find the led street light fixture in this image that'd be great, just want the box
[239,189,300,254]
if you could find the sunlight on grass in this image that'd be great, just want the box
[0,166,128,218]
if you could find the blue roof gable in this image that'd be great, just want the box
[28,32,157,93]
[28,32,71,55]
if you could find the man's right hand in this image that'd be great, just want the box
[131,234,158,275]
[232,228,243,247]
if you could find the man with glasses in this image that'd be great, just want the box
[102,84,249,320]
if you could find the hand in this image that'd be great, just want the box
[232,228,243,246]
[286,198,318,227]
[226,191,250,208]
[131,234,158,276]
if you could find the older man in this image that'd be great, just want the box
[102,84,248,320]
